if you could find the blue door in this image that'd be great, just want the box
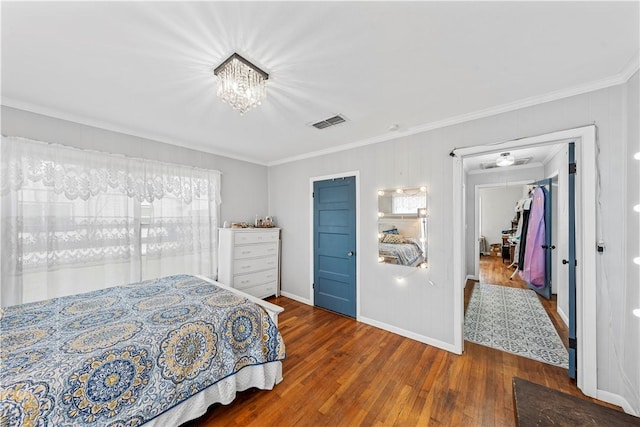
[313,177,356,318]
[526,178,553,300]
[567,142,577,379]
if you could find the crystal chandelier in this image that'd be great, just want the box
[213,53,269,114]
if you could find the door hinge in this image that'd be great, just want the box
[569,162,577,174]
[312,192,314,198]
[569,337,577,350]
[312,283,315,289]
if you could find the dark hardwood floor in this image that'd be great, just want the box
[185,256,620,426]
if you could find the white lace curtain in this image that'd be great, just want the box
[0,136,221,306]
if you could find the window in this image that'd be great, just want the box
[1,136,221,306]
[391,193,427,215]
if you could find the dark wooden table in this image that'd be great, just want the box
[513,377,640,426]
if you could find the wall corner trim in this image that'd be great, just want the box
[279,291,312,306]
[620,54,640,83]
[358,315,460,355]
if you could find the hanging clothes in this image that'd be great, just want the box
[520,186,546,286]
[513,197,531,264]
[517,197,533,270]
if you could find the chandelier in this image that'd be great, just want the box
[213,53,269,114]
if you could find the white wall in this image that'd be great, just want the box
[620,71,639,414]
[269,74,639,412]
[0,106,269,226]
[479,185,522,248]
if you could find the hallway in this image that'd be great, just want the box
[468,254,569,351]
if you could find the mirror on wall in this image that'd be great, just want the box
[377,187,428,267]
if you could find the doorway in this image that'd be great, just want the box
[310,172,359,318]
[452,125,598,398]
[469,173,569,369]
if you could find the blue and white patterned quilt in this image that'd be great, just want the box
[0,274,286,426]
[378,240,424,266]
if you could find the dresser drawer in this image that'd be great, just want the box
[233,269,278,289]
[234,243,278,259]
[240,281,278,299]
[233,256,278,275]
[234,230,279,245]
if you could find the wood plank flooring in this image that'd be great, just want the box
[184,256,622,426]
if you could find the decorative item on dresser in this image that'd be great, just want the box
[218,228,281,299]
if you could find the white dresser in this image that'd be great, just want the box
[218,228,281,299]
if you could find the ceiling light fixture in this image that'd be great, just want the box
[496,152,515,167]
[213,53,268,115]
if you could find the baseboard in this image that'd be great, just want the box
[557,307,569,327]
[280,290,312,306]
[358,315,459,354]
[596,389,638,416]
[465,274,479,284]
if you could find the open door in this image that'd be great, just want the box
[522,178,554,300]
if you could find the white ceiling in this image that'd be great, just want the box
[462,144,565,172]
[2,1,638,165]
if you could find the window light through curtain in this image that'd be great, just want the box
[391,192,426,215]
[0,136,221,307]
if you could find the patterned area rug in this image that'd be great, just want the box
[464,283,569,368]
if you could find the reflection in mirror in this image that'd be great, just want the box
[377,187,428,267]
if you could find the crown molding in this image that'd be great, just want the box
[3,53,638,169]
[0,98,269,166]
[619,54,640,82]
[269,55,640,166]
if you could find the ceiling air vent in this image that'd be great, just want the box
[311,114,347,129]
[480,157,532,169]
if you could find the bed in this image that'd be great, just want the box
[378,236,425,266]
[0,274,285,426]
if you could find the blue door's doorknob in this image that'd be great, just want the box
[347,251,354,257]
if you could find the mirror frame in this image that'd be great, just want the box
[377,187,428,268]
